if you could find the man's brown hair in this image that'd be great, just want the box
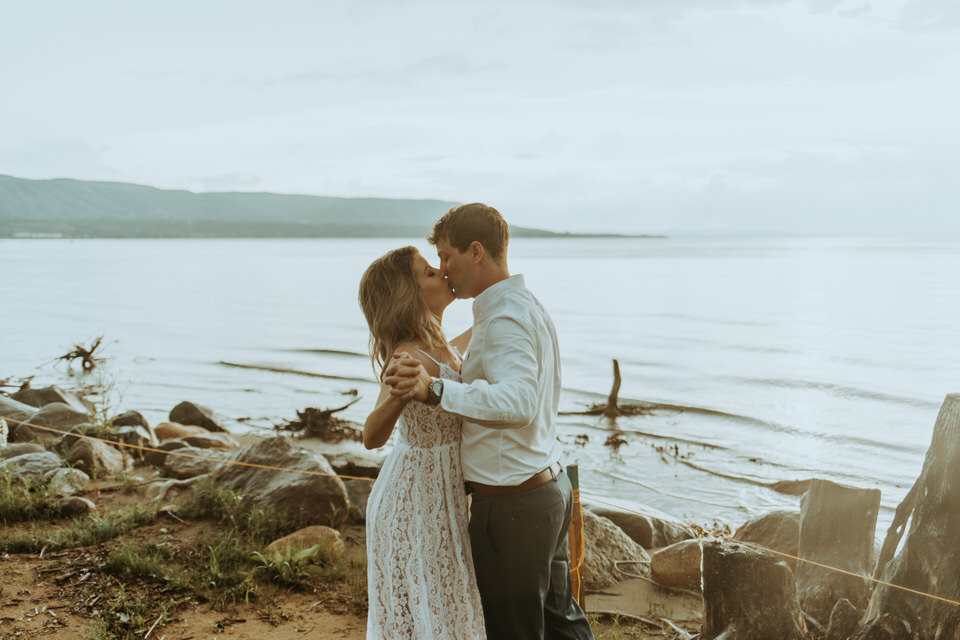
[427,203,510,262]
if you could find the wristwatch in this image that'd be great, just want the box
[426,377,443,406]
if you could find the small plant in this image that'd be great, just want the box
[0,503,159,553]
[102,542,174,578]
[0,469,62,525]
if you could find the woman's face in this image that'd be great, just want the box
[412,250,454,316]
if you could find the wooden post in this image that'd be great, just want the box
[853,394,960,639]
[701,540,807,640]
[795,478,881,625]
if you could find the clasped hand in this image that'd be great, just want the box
[383,352,431,402]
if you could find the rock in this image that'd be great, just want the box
[826,598,862,640]
[213,436,349,528]
[59,496,96,517]
[12,384,90,414]
[110,425,158,459]
[701,540,807,640]
[0,395,36,429]
[143,477,196,502]
[162,446,226,479]
[855,394,960,640]
[111,410,150,430]
[342,478,374,523]
[582,509,651,590]
[0,442,45,461]
[796,478,880,626]
[43,467,91,496]
[66,438,125,479]
[15,403,91,443]
[650,539,702,591]
[169,401,227,433]
[0,451,64,479]
[144,439,190,467]
[732,510,801,570]
[585,504,692,549]
[265,525,345,557]
[154,422,212,442]
[324,449,384,479]
[180,432,239,451]
[53,423,98,453]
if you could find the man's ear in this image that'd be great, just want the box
[469,241,485,264]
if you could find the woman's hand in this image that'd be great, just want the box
[383,352,430,401]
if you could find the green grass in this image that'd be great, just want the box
[0,468,62,525]
[84,580,180,640]
[0,503,159,553]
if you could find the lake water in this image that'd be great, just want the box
[2,236,958,536]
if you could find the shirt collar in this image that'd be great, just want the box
[472,274,525,320]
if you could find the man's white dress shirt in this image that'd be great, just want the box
[440,275,563,486]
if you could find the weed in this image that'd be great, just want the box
[0,503,159,553]
[0,468,62,525]
[101,542,174,578]
[84,580,178,640]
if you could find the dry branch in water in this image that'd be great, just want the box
[58,336,104,371]
[275,397,362,441]
[565,359,653,418]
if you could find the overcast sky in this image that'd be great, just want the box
[2,0,958,235]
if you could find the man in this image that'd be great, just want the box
[384,203,594,640]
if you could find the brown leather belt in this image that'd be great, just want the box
[465,463,562,497]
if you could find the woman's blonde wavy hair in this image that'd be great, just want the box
[358,246,448,378]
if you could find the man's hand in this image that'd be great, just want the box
[383,352,430,402]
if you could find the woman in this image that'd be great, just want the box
[358,246,484,639]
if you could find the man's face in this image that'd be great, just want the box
[435,238,474,299]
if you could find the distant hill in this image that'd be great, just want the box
[0,175,617,239]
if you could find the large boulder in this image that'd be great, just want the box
[213,436,349,528]
[168,402,227,433]
[15,403,91,443]
[342,478,374,524]
[582,509,651,590]
[0,451,64,479]
[650,539,702,591]
[586,504,692,549]
[732,510,801,570]
[144,439,191,467]
[155,422,213,442]
[162,446,227,479]
[66,439,125,479]
[265,525,345,557]
[12,384,90,414]
[0,442,46,461]
[110,425,158,459]
[324,449,384,479]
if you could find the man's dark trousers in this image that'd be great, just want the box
[468,471,595,640]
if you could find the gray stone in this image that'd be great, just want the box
[17,403,91,443]
[0,451,64,479]
[66,438,125,479]
[144,439,190,467]
[0,442,46,461]
[586,504,693,549]
[162,446,226,479]
[213,435,349,527]
[59,496,96,517]
[180,431,239,451]
[111,410,150,430]
[324,449,384,479]
[582,509,651,590]
[342,478,374,523]
[169,401,227,433]
[110,425,158,459]
[650,539,702,591]
[0,395,36,429]
[43,467,91,496]
[732,510,801,570]
[12,384,90,413]
[826,598,862,640]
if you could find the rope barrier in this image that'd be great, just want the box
[6,417,960,610]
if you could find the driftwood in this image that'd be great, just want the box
[701,540,807,640]
[57,336,104,371]
[852,394,960,639]
[566,359,652,418]
[275,397,362,441]
[795,478,881,626]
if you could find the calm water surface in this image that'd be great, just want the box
[2,237,958,535]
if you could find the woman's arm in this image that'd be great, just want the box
[363,381,410,449]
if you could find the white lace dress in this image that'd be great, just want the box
[365,363,485,639]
